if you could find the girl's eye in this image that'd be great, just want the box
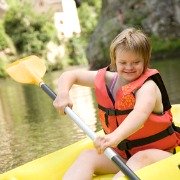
[134,61,140,64]
[119,62,126,65]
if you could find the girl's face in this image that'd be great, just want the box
[115,50,144,83]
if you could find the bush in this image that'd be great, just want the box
[0,56,7,78]
[0,21,9,50]
[3,4,56,57]
[78,1,101,37]
[65,36,87,66]
[65,1,101,66]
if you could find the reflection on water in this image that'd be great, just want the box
[0,58,180,173]
[151,59,180,103]
[0,70,99,173]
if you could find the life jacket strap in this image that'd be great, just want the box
[117,125,176,151]
[98,104,133,126]
[98,104,133,115]
[172,122,180,132]
[151,74,171,111]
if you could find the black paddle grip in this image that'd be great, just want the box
[40,83,57,100]
[112,155,140,180]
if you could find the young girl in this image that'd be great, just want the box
[53,28,180,179]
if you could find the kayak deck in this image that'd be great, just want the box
[0,137,179,180]
[0,104,180,180]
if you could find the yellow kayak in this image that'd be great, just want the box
[0,104,180,180]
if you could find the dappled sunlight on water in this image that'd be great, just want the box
[70,85,97,132]
[0,71,99,173]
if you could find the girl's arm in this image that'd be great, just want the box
[94,80,160,153]
[53,69,97,114]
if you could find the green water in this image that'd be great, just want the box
[0,58,180,173]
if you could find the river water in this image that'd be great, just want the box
[0,58,180,173]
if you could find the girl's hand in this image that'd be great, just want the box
[93,133,120,154]
[53,92,73,115]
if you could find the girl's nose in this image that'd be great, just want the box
[126,63,133,69]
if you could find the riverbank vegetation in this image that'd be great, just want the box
[61,0,101,67]
[0,0,101,77]
[0,1,56,77]
[151,36,180,59]
[0,0,179,78]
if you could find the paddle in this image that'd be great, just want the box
[6,55,140,180]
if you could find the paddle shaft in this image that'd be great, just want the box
[40,82,140,180]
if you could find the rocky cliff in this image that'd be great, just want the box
[86,0,180,69]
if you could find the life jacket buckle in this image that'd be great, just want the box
[167,125,174,135]
[106,109,116,116]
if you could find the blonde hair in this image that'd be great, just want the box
[110,28,151,72]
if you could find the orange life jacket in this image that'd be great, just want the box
[94,67,180,159]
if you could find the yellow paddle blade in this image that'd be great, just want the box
[6,55,46,85]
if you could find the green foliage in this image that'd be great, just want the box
[151,36,180,54]
[65,36,87,66]
[124,0,147,28]
[84,0,101,7]
[78,1,101,37]
[125,11,145,27]
[6,0,21,7]
[0,20,15,78]
[3,4,56,56]
[66,1,101,66]
[0,56,7,78]
[0,21,9,50]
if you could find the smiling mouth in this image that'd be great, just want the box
[124,71,136,74]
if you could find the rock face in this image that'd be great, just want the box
[86,0,180,70]
[143,0,180,38]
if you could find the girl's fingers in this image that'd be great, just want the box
[94,136,109,154]
[53,97,73,115]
